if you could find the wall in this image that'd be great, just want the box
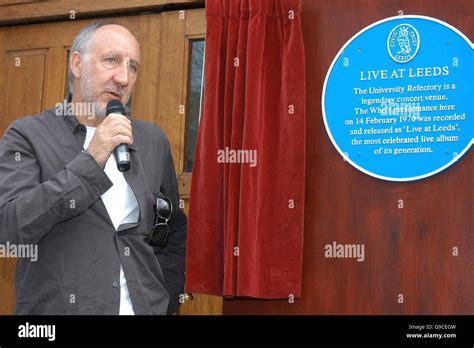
[223,0,473,315]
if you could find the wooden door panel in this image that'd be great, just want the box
[0,258,16,314]
[0,28,5,132]
[3,17,139,51]
[155,10,187,174]
[42,46,69,110]
[132,13,162,125]
[0,0,204,26]
[5,50,46,123]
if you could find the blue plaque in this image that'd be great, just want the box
[322,16,473,181]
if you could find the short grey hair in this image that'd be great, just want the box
[67,20,114,95]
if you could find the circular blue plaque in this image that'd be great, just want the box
[322,16,473,181]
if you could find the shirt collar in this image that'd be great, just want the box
[62,112,82,133]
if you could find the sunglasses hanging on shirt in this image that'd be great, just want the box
[147,192,172,248]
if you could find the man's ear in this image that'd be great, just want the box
[70,51,82,79]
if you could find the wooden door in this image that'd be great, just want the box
[155,9,223,316]
[0,8,221,315]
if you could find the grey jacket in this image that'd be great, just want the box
[0,107,187,315]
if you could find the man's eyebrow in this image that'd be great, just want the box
[102,51,140,65]
[129,58,140,67]
[102,50,121,57]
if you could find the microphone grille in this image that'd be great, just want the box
[106,99,126,116]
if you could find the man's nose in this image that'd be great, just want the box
[113,61,130,87]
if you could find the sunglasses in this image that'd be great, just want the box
[146,193,172,248]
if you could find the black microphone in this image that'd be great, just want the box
[106,100,131,172]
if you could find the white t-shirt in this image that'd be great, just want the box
[84,126,138,315]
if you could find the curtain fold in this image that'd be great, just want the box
[185,0,305,299]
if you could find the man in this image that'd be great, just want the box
[0,22,187,315]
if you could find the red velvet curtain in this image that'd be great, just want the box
[185,0,305,299]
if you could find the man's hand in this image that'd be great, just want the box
[86,114,133,168]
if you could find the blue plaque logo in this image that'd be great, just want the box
[387,24,420,63]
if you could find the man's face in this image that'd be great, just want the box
[79,25,140,117]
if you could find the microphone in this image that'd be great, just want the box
[106,100,131,172]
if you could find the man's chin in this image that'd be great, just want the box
[104,96,129,107]
[94,95,129,118]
